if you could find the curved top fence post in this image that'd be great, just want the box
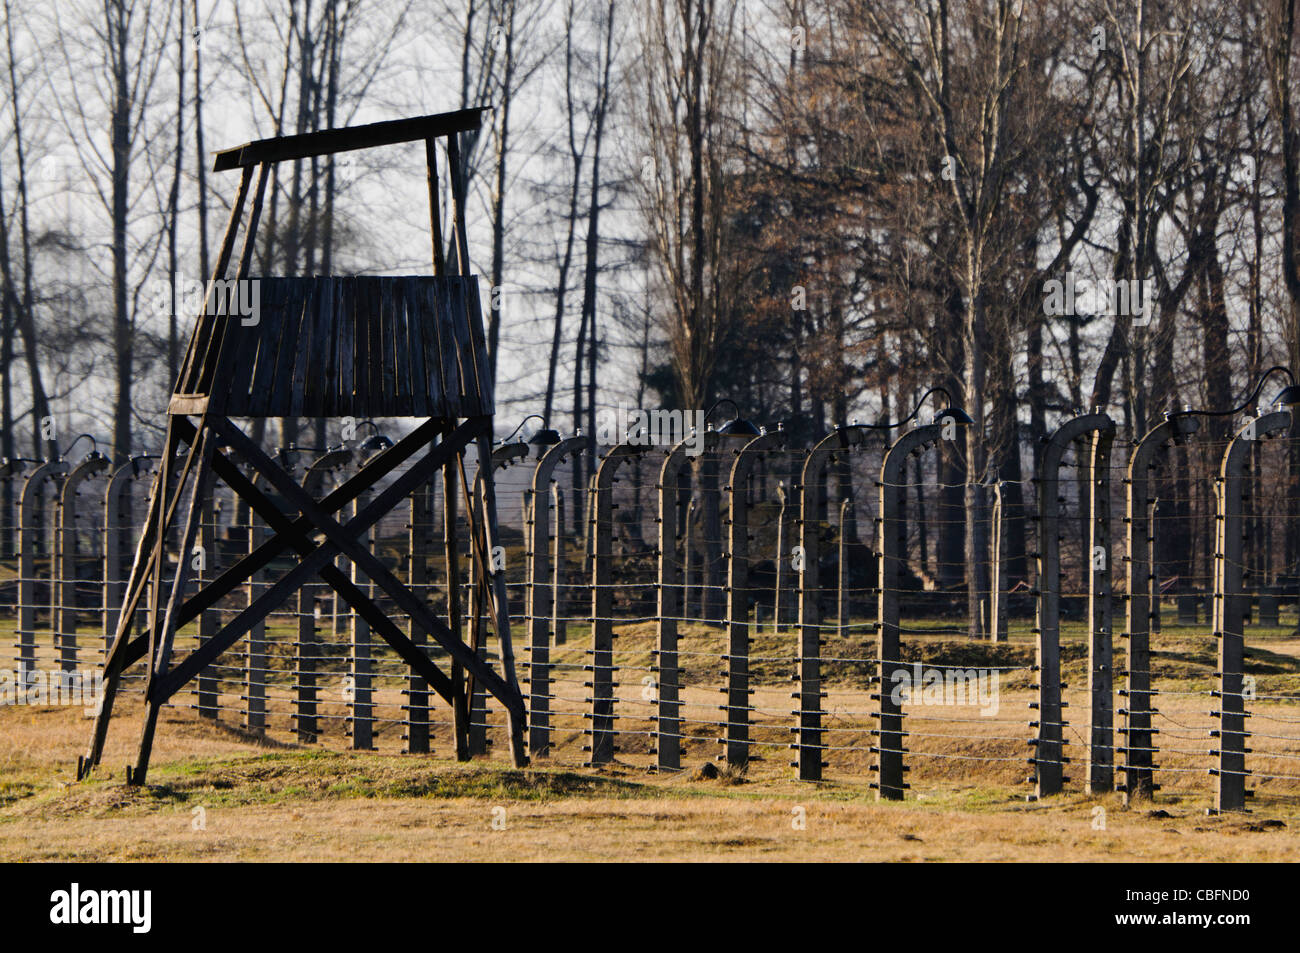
[1123,413,1199,803]
[526,434,587,757]
[17,459,69,679]
[588,440,650,765]
[1033,412,1113,798]
[724,428,786,767]
[795,425,872,781]
[1215,410,1291,813]
[57,453,110,672]
[656,430,722,771]
[876,422,947,799]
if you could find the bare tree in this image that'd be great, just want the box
[861,0,1032,636]
[637,0,745,412]
[2,0,56,459]
[46,0,173,461]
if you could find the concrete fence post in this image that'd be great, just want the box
[657,437,693,772]
[877,423,944,799]
[1087,424,1116,794]
[57,453,109,673]
[588,442,647,765]
[1123,414,1199,803]
[1214,411,1291,812]
[838,498,854,634]
[526,435,586,757]
[702,441,725,623]
[989,480,1005,644]
[725,429,785,767]
[1033,412,1113,798]
[18,460,67,681]
[655,431,723,771]
[683,497,697,620]
[774,482,791,632]
[797,426,870,781]
[1256,590,1279,626]
[552,485,567,647]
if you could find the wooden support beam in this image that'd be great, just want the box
[131,426,219,784]
[163,417,442,630]
[425,138,446,278]
[213,108,486,172]
[443,425,470,760]
[142,422,207,698]
[79,447,171,779]
[179,164,254,394]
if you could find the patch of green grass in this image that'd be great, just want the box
[0,781,36,810]
[6,750,659,820]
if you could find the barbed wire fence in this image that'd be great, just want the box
[2,411,1299,818]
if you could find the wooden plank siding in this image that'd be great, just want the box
[212,275,491,418]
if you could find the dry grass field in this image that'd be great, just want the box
[3,611,1300,862]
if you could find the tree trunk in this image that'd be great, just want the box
[3,0,53,459]
[110,1,133,462]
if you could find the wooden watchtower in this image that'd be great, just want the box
[79,108,527,784]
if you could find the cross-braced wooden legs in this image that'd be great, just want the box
[81,413,528,785]
[210,416,527,767]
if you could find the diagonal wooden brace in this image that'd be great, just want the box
[154,419,477,701]
[213,415,526,723]
[171,416,444,624]
[102,416,455,679]
[198,442,460,705]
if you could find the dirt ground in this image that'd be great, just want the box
[2,701,1298,862]
[4,611,1299,861]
